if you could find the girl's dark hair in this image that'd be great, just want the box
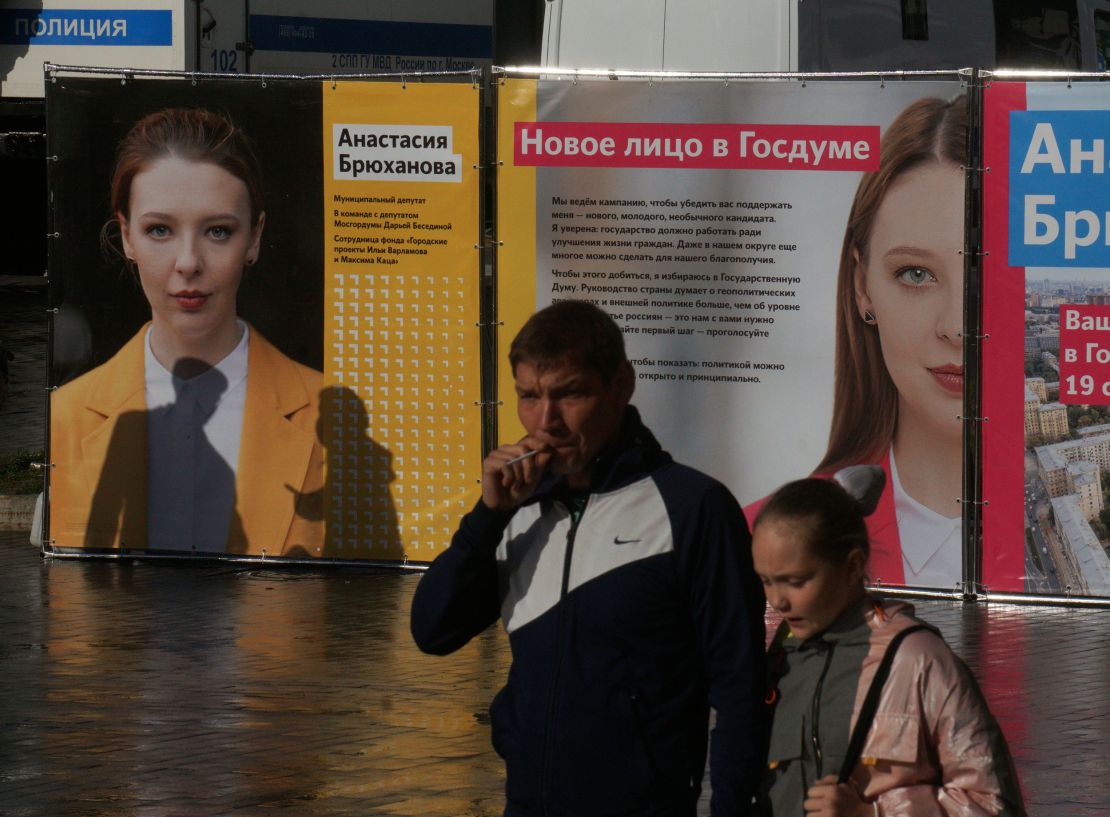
[754,465,885,565]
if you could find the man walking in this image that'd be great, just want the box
[411,300,766,816]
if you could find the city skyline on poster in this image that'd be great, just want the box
[984,79,1110,599]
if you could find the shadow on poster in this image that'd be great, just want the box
[45,74,399,559]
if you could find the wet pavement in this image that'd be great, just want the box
[0,531,1107,816]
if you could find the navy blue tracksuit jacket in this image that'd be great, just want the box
[411,407,767,816]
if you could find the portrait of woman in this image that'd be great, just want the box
[816,94,968,588]
[49,108,324,556]
[743,94,1007,589]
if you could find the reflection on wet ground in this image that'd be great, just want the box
[0,532,1107,816]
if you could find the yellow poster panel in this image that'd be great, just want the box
[495,78,538,443]
[323,81,482,563]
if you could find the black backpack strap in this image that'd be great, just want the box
[837,624,931,784]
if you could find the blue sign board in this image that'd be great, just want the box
[1010,110,1110,268]
[0,9,172,47]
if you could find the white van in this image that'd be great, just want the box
[540,0,1110,73]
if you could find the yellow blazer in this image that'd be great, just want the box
[49,324,324,557]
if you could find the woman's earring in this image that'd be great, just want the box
[863,309,877,325]
[245,257,256,267]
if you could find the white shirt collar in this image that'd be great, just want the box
[890,449,962,580]
[144,322,250,410]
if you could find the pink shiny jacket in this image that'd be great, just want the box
[763,599,1026,816]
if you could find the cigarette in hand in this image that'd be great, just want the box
[503,449,540,466]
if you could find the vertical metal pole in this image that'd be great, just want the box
[42,69,56,555]
[482,71,500,458]
[193,0,202,72]
[962,68,986,599]
[242,0,251,74]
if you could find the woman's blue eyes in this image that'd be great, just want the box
[143,225,234,240]
[895,266,936,287]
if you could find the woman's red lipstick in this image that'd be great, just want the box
[929,364,964,394]
[172,290,209,310]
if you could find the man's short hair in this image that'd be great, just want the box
[509,300,627,383]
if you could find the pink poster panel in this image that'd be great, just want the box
[981,80,1110,598]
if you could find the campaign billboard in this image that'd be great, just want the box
[496,74,996,590]
[46,71,482,562]
[982,79,1110,598]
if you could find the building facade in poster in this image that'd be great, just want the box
[983,79,1110,598]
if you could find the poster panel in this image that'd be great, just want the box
[497,75,981,589]
[321,81,483,563]
[46,73,482,562]
[982,79,1110,598]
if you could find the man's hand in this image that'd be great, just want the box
[481,441,553,511]
[804,775,870,817]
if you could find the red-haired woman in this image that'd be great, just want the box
[51,108,323,557]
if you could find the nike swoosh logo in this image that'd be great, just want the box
[613,536,642,545]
